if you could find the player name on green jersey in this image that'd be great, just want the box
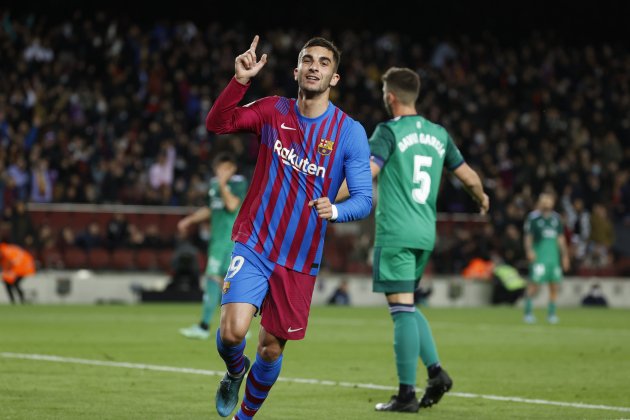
[397,132,446,157]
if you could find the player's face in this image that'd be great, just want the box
[214,161,236,176]
[294,46,339,96]
[538,194,554,211]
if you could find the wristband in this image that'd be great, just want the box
[330,204,338,221]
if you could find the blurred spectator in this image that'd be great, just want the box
[167,235,201,292]
[36,224,57,252]
[7,157,29,201]
[564,197,591,260]
[106,213,129,250]
[126,224,146,249]
[30,159,55,203]
[581,284,608,307]
[0,242,37,304]
[144,224,164,249]
[589,204,615,268]
[58,227,76,251]
[9,201,35,248]
[74,222,103,250]
[501,224,526,270]
[327,279,351,306]
[23,37,54,62]
[148,143,176,204]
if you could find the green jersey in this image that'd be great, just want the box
[369,115,464,250]
[208,174,248,256]
[524,210,563,265]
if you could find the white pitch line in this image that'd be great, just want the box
[2,352,629,413]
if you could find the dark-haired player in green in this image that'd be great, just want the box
[523,192,570,324]
[178,152,248,339]
[338,67,489,412]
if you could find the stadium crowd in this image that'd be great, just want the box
[1,11,629,275]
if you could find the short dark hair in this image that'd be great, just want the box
[382,67,421,105]
[212,151,236,168]
[300,37,341,70]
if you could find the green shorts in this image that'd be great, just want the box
[529,262,562,284]
[205,247,233,278]
[373,247,431,293]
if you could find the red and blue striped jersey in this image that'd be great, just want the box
[206,78,372,275]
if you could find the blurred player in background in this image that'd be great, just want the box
[523,192,570,324]
[178,152,247,339]
[205,35,372,418]
[338,67,489,412]
[0,242,36,304]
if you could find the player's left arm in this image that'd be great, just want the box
[335,160,380,202]
[311,122,372,221]
[446,133,489,214]
[335,122,392,203]
[452,163,489,214]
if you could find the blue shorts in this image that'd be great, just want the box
[221,242,275,310]
[221,242,316,340]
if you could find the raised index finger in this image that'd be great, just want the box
[250,35,260,52]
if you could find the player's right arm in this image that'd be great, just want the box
[178,207,211,236]
[205,35,268,134]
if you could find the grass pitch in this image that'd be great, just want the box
[1,304,629,419]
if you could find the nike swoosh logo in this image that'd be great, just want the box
[280,123,297,131]
[287,327,304,333]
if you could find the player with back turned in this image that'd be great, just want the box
[205,35,373,419]
[338,67,489,412]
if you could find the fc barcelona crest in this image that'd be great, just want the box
[318,138,334,156]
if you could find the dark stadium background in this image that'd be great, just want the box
[1,0,629,278]
[6,1,630,41]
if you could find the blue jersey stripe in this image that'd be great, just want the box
[276,171,308,267]
[262,162,293,256]
[293,211,318,272]
[310,222,328,275]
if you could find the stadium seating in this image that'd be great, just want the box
[135,249,159,271]
[40,248,64,269]
[87,249,111,270]
[111,249,136,270]
[62,247,89,269]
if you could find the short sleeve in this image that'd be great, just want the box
[445,133,465,170]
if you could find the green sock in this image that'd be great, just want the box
[392,311,419,387]
[414,308,440,368]
[548,301,556,317]
[524,297,533,316]
[201,278,222,326]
